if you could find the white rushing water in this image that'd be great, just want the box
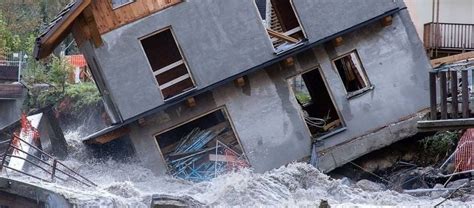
[5,131,474,207]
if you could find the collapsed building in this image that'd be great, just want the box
[34,0,432,180]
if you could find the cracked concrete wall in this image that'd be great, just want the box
[87,0,401,121]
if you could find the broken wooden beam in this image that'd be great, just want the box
[266,28,299,43]
[431,51,474,68]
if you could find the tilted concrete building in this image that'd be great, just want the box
[34,0,432,179]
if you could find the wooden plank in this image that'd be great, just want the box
[429,71,437,120]
[159,74,190,90]
[153,60,184,76]
[90,0,183,35]
[431,51,474,68]
[323,119,341,131]
[462,70,469,118]
[86,127,130,145]
[266,28,299,43]
[451,70,459,118]
[440,71,448,119]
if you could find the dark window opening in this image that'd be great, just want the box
[255,0,305,53]
[288,69,344,138]
[141,28,195,100]
[155,108,250,181]
[333,51,371,95]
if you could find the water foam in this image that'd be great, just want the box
[5,131,473,207]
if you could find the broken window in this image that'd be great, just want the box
[141,28,195,100]
[111,0,134,9]
[155,108,250,181]
[254,0,305,53]
[288,69,344,138]
[333,51,371,96]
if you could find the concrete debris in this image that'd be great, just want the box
[430,184,449,199]
[356,179,386,192]
[446,178,470,189]
[151,194,204,208]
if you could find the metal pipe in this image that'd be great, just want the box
[10,145,53,167]
[5,154,53,176]
[56,161,97,186]
[3,166,48,182]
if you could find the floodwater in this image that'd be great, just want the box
[4,131,473,207]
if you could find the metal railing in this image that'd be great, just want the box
[0,134,96,187]
[424,22,474,51]
[0,52,28,82]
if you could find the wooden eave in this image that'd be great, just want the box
[34,0,92,60]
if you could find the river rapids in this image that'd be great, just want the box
[3,131,473,207]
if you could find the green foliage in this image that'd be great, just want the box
[65,82,101,112]
[24,55,101,114]
[419,131,459,159]
[296,92,312,105]
[48,56,71,92]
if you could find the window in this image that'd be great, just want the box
[155,108,249,181]
[333,51,371,96]
[111,0,134,9]
[141,28,195,100]
[288,69,344,138]
[254,0,305,53]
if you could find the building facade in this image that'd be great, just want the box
[35,0,432,177]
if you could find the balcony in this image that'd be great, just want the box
[424,22,474,58]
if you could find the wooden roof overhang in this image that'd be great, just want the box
[33,0,91,60]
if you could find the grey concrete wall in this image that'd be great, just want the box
[0,89,26,129]
[90,0,401,120]
[293,0,399,42]
[131,11,430,176]
[129,67,312,174]
[94,0,276,120]
[0,177,72,207]
[128,10,432,175]
[312,11,431,171]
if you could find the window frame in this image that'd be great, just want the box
[152,106,249,173]
[332,50,374,99]
[286,67,346,140]
[252,0,307,54]
[139,26,197,101]
[110,0,135,10]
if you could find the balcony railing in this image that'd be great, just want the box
[424,22,474,51]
